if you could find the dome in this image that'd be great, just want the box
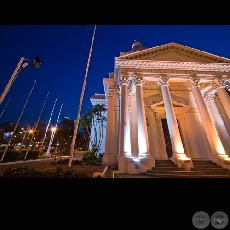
[132,40,143,50]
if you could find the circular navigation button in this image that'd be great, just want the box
[192,211,210,229]
[211,211,228,229]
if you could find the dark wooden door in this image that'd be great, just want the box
[161,119,173,158]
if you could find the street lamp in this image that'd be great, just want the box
[0,56,41,105]
[44,127,57,157]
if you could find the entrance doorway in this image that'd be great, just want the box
[161,118,186,159]
[161,119,173,158]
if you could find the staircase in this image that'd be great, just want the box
[141,159,230,178]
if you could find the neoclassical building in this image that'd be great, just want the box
[90,40,230,174]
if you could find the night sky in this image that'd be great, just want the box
[1,25,230,127]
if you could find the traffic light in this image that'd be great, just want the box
[32,56,41,68]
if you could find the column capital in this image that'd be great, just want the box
[157,75,170,87]
[120,75,130,84]
[189,77,200,88]
[213,77,229,89]
[133,75,143,85]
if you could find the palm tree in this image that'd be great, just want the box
[79,114,91,142]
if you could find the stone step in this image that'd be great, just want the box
[147,170,230,175]
[142,173,230,178]
[104,170,114,178]
[191,168,230,171]
[192,162,217,166]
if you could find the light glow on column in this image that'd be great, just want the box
[124,131,131,154]
[138,132,147,154]
[175,144,184,154]
[216,142,225,155]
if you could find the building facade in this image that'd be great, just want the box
[90,40,230,174]
[58,117,74,133]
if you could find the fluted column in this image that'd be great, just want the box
[213,77,230,120]
[134,75,149,157]
[189,76,225,161]
[129,80,139,158]
[119,75,131,156]
[205,93,230,155]
[157,75,185,159]
[114,85,120,164]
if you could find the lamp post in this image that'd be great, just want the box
[0,56,41,105]
[43,103,63,157]
[44,127,57,157]
[23,92,49,160]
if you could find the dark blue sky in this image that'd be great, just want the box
[1,25,230,127]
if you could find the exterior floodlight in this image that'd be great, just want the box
[32,56,41,68]
[133,157,139,162]
[21,62,28,69]
[0,55,41,105]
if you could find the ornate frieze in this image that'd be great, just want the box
[116,60,230,73]
[167,82,190,91]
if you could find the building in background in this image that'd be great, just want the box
[37,119,46,129]
[90,40,230,174]
[58,117,74,133]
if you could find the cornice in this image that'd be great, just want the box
[116,60,230,70]
[119,42,230,64]
[115,60,230,76]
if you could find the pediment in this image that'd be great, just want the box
[151,100,189,109]
[144,93,189,108]
[119,42,230,64]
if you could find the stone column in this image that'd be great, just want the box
[129,79,139,158]
[189,76,225,162]
[205,93,230,155]
[114,85,120,164]
[102,79,116,165]
[118,74,131,156]
[134,75,150,157]
[157,75,185,161]
[213,77,230,120]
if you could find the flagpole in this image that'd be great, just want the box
[24,92,49,160]
[68,25,96,167]
[0,80,36,162]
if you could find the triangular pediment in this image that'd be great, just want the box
[119,42,230,63]
[151,100,189,109]
[144,94,189,108]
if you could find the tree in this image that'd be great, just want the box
[79,114,92,145]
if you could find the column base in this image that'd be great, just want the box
[102,152,117,165]
[117,155,155,174]
[215,154,230,170]
[170,153,193,170]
